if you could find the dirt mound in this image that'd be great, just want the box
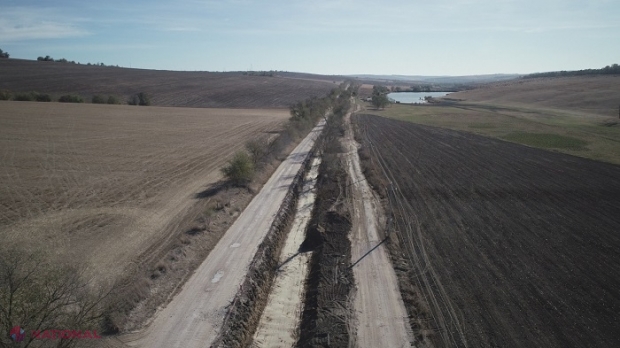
[298,144,354,346]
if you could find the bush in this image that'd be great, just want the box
[92,95,106,104]
[221,151,255,186]
[245,138,269,165]
[128,92,151,106]
[107,95,121,104]
[0,49,8,58]
[35,93,51,102]
[58,94,84,103]
[14,93,34,101]
[0,90,12,100]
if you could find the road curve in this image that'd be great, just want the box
[123,121,325,348]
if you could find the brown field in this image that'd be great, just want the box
[447,75,620,118]
[0,101,288,283]
[354,114,620,348]
[0,59,338,108]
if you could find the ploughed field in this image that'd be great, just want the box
[0,59,337,108]
[0,102,288,282]
[354,114,620,348]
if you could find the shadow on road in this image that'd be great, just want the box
[349,235,389,269]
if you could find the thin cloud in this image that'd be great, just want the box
[0,7,89,41]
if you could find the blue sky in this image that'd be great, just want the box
[1,0,619,75]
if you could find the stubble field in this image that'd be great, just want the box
[0,101,288,283]
[354,113,620,347]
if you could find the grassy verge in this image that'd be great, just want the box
[362,101,620,164]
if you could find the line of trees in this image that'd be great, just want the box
[525,63,620,78]
[0,90,128,105]
[0,49,8,58]
[221,83,356,187]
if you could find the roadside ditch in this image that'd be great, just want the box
[212,135,322,347]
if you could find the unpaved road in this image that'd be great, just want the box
[343,111,413,347]
[251,157,321,347]
[123,121,325,348]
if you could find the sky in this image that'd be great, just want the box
[1,0,619,75]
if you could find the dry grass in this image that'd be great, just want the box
[447,74,620,118]
[0,101,288,284]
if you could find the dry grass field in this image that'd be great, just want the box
[447,75,620,117]
[0,59,338,108]
[0,101,288,283]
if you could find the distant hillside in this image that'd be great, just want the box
[524,64,620,79]
[349,74,521,85]
[0,59,339,108]
[447,75,620,117]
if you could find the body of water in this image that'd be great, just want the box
[387,91,452,104]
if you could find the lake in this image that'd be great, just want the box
[387,91,452,104]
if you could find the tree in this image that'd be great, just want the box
[107,96,120,105]
[0,246,112,348]
[0,49,8,59]
[245,138,269,165]
[221,151,254,186]
[92,95,106,104]
[128,92,151,106]
[371,94,390,109]
[58,95,84,103]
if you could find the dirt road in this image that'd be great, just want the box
[123,121,325,348]
[343,112,413,347]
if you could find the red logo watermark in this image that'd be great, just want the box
[9,326,25,342]
[8,326,101,341]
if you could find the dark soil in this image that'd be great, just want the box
[0,59,336,108]
[353,113,620,348]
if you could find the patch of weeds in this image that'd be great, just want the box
[502,132,588,150]
[468,122,496,129]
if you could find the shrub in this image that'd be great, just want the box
[245,138,269,165]
[92,95,106,104]
[128,92,151,106]
[221,151,255,186]
[58,94,84,103]
[0,90,12,100]
[35,93,51,102]
[107,95,121,104]
[14,93,34,101]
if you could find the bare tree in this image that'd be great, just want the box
[0,246,113,348]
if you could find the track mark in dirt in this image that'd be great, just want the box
[343,111,414,347]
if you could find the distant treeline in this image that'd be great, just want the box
[525,64,620,78]
[36,55,116,67]
[0,89,150,106]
